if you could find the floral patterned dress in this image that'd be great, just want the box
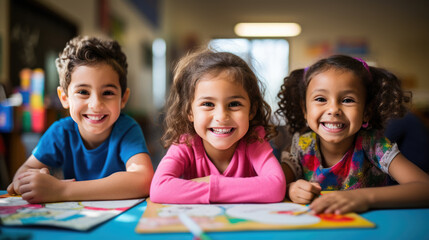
[281,130,399,190]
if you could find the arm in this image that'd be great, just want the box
[150,146,212,204]
[17,153,154,203]
[282,162,321,204]
[150,139,286,204]
[310,153,429,214]
[7,155,49,195]
[208,140,286,203]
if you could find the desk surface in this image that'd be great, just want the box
[1,195,428,240]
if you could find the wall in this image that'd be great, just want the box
[161,0,429,108]
[1,0,158,114]
[0,0,9,86]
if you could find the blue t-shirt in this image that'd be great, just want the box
[32,114,149,180]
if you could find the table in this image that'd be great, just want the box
[1,193,428,240]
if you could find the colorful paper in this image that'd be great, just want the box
[136,199,375,233]
[0,194,145,231]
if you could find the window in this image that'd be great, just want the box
[209,39,289,115]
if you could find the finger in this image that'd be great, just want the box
[17,171,35,180]
[294,195,312,204]
[13,181,22,195]
[309,197,332,214]
[309,182,322,193]
[7,183,16,195]
[21,191,35,203]
[61,178,75,182]
[296,190,317,202]
[25,168,44,173]
[40,168,50,174]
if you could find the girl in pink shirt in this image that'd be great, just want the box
[150,49,286,204]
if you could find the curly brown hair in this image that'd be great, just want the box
[56,36,128,96]
[162,48,276,148]
[276,54,408,134]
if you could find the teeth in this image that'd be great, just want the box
[212,128,232,134]
[324,123,344,129]
[87,115,104,121]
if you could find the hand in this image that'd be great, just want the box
[7,168,50,195]
[309,190,370,214]
[16,169,71,203]
[190,176,210,183]
[287,179,321,204]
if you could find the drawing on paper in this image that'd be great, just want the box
[136,199,375,233]
[0,194,144,231]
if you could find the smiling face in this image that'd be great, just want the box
[304,68,367,150]
[57,63,129,148]
[188,71,252,160]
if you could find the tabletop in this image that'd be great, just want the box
[1,195,429,240]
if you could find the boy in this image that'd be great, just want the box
[7,36,154,203]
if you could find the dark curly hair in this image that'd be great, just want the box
[162,48,276,148]
[56,35,128,96]
[276,54,408,134]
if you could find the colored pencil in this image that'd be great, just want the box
[178,213,212,240]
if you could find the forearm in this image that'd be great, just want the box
[210,174,286,203]
[150,176,210,204]
[61,171,152,201]
[353,182,429,209]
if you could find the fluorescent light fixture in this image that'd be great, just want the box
[234,23,301,37]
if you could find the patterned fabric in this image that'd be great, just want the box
[281,130,399,190]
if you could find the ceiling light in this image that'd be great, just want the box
[234,23,301,37]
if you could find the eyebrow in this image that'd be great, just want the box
[73,84,119,89]
[196,95,247,101]
[310,89,358,95]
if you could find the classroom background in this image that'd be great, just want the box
[1,0,429,189]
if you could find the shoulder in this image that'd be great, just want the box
[166,134,204,159]
[358,129,392,146]
[115,114,139,128]
[112,114,142,134]
[45,116,75,134]
[293,131,317,152]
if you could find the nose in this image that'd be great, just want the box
[214,106,230,122]
[327,101,341,116]
[88,94,104,111]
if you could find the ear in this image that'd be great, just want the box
[363,107,371,123]
[301,101,307,120]
[57,86,70,109]
[120,88,130,109]
[188,110,194,122]
[249,105,257,121]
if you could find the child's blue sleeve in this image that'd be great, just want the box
[114,115,149,163]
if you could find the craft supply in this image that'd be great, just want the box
[178,213,212,240]
[292,208,313,216]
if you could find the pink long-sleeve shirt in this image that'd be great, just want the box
[150,127,286,204]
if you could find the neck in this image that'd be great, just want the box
[203,141,238,174]
[318,136,355,168]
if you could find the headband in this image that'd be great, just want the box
[353,57,371,76]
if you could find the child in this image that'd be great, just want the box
[277,55,429,214]
[7,36,154,203]
[150,49,286,204]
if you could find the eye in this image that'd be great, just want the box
[314,97,326,102]
[343,98,356,103]
[103,90,115,96]
[201,102,214,107]
[77,89,89,95]
[229,101,242,108]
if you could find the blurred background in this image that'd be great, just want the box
[1,0,429,187]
